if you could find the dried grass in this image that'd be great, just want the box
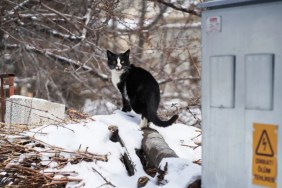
[0,110,106,187]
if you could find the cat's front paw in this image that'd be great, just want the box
[122,105,131,112]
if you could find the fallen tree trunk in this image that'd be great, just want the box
[141,127,201,188]
[141,127,178,168]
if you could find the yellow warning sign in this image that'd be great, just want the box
[252,123,277,188]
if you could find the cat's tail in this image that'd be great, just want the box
[148,112,179,127]
[146,94,178,127]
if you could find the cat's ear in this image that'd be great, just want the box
[107,50,114,59]
[124,49,130,58]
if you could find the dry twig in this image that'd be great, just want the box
[92,167,116,187]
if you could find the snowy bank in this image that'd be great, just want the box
[20,110,201,188]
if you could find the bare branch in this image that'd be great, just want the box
[6,43,109,81]
[40,1,82,34]
[149,0,201,16]
[7,0,32,15]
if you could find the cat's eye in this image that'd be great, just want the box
[121,61,124,64]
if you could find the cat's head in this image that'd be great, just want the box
[107,49,130,72]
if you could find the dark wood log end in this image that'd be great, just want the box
[187,179,201,188]
[137,176,149,188]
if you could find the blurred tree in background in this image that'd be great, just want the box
[0,0,201,126]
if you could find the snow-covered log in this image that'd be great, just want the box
[108,125,135,176]
[141,127,178,167]
[142,128,201,188]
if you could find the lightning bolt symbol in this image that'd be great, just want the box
[262,137,267,150]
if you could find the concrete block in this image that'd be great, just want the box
[5,95,65,125]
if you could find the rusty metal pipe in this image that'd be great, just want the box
[1,77,4,122]
[0,74,15,123]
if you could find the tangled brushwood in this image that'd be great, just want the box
[0,117,106,187]
[0,0,201,123]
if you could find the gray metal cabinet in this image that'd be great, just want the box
[199,1,282,187]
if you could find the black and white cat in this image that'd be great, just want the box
[107,49,178,128]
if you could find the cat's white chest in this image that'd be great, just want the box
[111,70,123,90]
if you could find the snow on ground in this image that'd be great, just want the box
[25,110,201,188]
